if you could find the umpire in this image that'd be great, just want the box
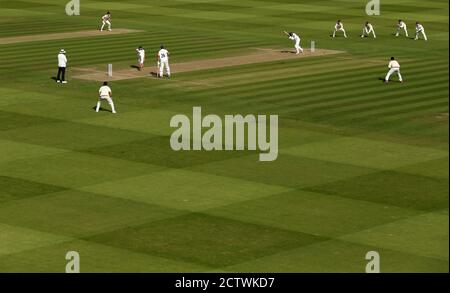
[57,49,68,83]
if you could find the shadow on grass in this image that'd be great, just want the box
[91,106,112,113]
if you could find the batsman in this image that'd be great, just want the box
[284,31,303,54]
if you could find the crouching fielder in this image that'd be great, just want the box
[284,31,303,54]
[361,22,376,38]
[100,12,111,31]
[157,45,170,78]
[395,20,408,37]
[333,20,347,38]
[385,57,403,83]
[96,81,117,113]
[415,22,428,41]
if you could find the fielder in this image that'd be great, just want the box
[100,12,112,31]
[96,81,117,113]
[395,20,408,37]
[333,20,347,38]
[157,45,170,78]
[284,31,303,54]
[384,57,403,83]
[136,46,145,71]
[361,21,376,38]
[415,22,428,41]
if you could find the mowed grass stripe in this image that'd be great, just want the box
[350,100,449,121]
[275,76,449,111]
[255,83,448,117]
[0,34,215,59]
[191,60,448,100]
[1,40,270,69]
[220,65,448,106]
[201,74,447,115]
[180,57,446,87]
[318,93,448,121]
[194,61,448,96]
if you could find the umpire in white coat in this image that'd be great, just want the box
[57,49,68,83]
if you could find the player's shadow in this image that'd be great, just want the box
[91,106,112,113]
[130,65,140,70]
[378,77,404,83]
[150,72,159,77]
[281,50,296,54]
[50,77,58,81]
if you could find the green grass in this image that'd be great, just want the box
[0,0,448,272]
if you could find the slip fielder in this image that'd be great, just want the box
[157,45,170,78]
[384,57,403,83]
[415,22,428,41]
[100,12,112,31]
[361,21,376,38]
[96,81,117,113]
[395,20,408,37]
[333,20,347,38]
[284,31,303,54]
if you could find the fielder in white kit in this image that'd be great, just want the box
[96,81,117,113]
[100,12,112,31]
[385,57,403,83]
[395,20,408,37]
[415,22,428,41]
[333,20,347,38]
[136,46,145,71]
[361,21,376,38]
[157,45,170,78]
[284,31,303,54]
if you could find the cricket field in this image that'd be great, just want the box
[0,0,448,272]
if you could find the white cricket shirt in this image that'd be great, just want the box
[388,60,400,68]
[99,85,112,97]
[58,53,67,67]
[289,33,300,42]
[158,49,169,61]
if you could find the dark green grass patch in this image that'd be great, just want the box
[86,213,327,267]
[305,170,449,211]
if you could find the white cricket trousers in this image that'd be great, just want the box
[396,26,408,37]
[333,28,347,38]
[415,30,428,41]
[363,27,376,38]
[294,40,303,54]
[385,68,403,82]
[96,96,116,113]
[101,20,111,31]
[159,60,171,77]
